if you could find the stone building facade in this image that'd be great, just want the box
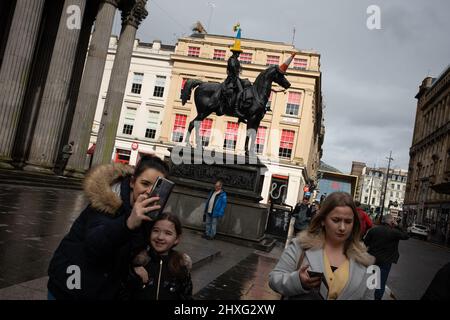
[0,0,148,177]
[88,36,174,168]
[404,65,450,245]
[156,33,324,207]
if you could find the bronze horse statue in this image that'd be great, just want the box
[181,66,291,155]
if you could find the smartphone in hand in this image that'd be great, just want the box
[146,176,175,220]
[307,270,324,279]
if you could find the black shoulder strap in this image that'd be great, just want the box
[297,250,306,270]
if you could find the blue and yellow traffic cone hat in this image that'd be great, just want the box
[230,23,243,53]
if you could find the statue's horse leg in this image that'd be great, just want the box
[184,119,195,147]
[246,113,263,157]
[187,114,204,149]
[185,109,213,149]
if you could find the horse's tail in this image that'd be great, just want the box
[181,79,203,105]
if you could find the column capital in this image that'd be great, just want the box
[120,0,148,28]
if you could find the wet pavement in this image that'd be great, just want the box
[0,183,283,299]
[387,237,450,299]
[194,253,281,300]
[0,184,87,288]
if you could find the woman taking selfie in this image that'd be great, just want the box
[47,155,169,299]
[125,213,193,300]
[269,192,375,300]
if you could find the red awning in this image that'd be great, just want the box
[87,143,96,155]
[272,174,288,180]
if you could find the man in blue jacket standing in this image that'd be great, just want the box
[203,178,227,240]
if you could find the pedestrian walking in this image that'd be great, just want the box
[124,213,193,300]
[355,201,373,238]
[55,141,74,175]
[47,155,169,299]
[363,214,409,300]
[310,201,320,219]
[202,178,227,240]
[269,192,375,300]
[292,198,311,235]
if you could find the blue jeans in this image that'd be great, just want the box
[47,291,56,300]
[205,214,218,238]
[375,263,392,300]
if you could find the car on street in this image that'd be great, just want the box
[407,224,429,240]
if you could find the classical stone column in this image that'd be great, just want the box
[11,0,66,168]
[65,0,119,176]
[59,0,98,150]
[23,0,88,173]
[0,0,46,169]
[92,0,148,166]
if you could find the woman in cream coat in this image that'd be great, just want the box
[269,192,376,300]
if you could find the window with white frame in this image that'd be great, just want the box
[256,126,267,154]
[213,49,226,60]
[122,107,136,135]
[200,119,213,147]
[266,55,279,66]
[145,110,159,139]
[239,52,252,64]
[293,58,308,70]
[223,122,239,150]
[279,129,295,159]
[286,92,301,116]
[172,114,187,143]
[131,73,144,94]
[187,46,200,57]
[153,75,166,97]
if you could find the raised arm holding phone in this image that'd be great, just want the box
[47,155,169,300]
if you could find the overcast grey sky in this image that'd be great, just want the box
[117,0,450,173]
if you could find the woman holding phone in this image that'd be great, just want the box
[47,155,169,299]
[269,192,376,300]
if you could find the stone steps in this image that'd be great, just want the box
[0,169,83,190]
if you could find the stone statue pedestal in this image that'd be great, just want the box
[164,146,270,243]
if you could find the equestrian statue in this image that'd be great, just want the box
[181,24,295,155]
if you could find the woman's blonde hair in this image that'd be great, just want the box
[308,192,361,252]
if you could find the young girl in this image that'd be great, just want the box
[126,213,193,300]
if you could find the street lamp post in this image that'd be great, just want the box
[380,151,394,223]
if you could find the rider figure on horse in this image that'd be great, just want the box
[215,23,246,121]
[226,24,245,120]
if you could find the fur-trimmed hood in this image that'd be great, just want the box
[296,231,375,267]
[83,163,134,215]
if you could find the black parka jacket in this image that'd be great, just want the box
[47,164,146,299]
